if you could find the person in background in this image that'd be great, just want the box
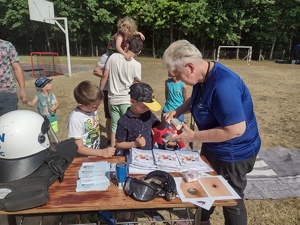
[0,39,28,116]
[26,76,59,132]
[162,72,188,124]
[93,55,112,146]
[107,16,145,61]
[68,80,115,157]
[163,40,261,225]
[99,36,144,149]
[94,16,143,145]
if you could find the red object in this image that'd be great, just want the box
[152,127,185,149]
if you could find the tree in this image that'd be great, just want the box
[123,0,207,57]
[0,0,299,58]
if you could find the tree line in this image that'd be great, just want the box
[1,0,299,60]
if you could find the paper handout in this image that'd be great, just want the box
[76,161,111,192]
[128,148,213,174]
[175,176,240,210]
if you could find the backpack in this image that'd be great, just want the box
[0,138,78,212]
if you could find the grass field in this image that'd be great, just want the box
[17,56,300,225]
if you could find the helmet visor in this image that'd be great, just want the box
[124,177,157,202]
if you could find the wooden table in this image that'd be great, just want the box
[0,156,236,225]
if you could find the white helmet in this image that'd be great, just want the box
[0,110,51,183]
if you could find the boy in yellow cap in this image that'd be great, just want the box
[115,82,166,155]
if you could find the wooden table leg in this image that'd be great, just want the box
[7,215,17,225]
[194,207,202,225]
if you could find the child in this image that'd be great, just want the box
[115,82,165,222]
[95,16,144,71]
[26,76,59,132]
[93,16,144,146]
[67,80,115,157]
[107,16,145,61]
[99,35,144,149]
[162,73,188,124]
[115,82,165,153]
[93,54,112,147]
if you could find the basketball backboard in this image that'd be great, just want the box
[28,0,55,25]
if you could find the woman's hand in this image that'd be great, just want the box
[171,123,195,143]
[163,110,177,123]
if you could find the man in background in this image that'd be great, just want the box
[99,35,143,148]
[0,39,28,116]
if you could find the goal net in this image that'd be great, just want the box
[217,46,252,66]
[30,52,64,78]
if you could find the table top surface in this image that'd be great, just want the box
[0,156,236,215]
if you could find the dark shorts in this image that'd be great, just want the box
[103,90,111,119]
[0,92,18,116]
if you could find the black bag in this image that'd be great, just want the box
[0,139,78,212]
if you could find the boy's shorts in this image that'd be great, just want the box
[109,104,130,133]
[51,121,58,133]
[103,90,111,119]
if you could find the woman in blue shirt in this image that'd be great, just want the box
[163,40,261,225]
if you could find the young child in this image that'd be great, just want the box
[93,54,112,147]
[162,73,188,124]
[107,16,145,61]
[67,80,115,157]
[95,16,144,71]
[93,16,144,147]
[115,82,165,154]
[115,82,165,222]
[26,76,59,132]
[99,35,144,149]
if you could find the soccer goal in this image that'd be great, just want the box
[217,46,252,66]
[30,52,64,78]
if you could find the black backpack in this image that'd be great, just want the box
[0,138,78,212]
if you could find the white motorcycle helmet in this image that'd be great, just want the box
[0,110,52,183]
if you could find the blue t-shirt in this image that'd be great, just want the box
[190,62,261,162]
[116,108,160,150]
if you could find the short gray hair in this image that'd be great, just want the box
[162,40,203,71]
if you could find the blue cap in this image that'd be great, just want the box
[35,77,52,88]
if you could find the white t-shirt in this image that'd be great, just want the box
[105,53,141,105]
[98,53,109,91]
[68,107,101,149]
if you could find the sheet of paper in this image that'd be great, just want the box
[153,149,181,167]
[198,176,240,200]
[76,161,111,192]
[130,148,156,168]
[190,199,214,211]
[175,176,240,210]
